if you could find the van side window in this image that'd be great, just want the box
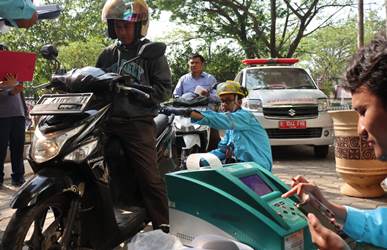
[234,72,244,85]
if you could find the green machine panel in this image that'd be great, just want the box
[166,162,315,250]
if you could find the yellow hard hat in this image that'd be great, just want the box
[102,0,149,38]
[216,80,248,98]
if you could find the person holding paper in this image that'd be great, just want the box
[0,71,26,188]
[173,53,221,151]
[173,53,218,102]
[0,0,38,28]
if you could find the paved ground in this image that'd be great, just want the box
[272,145,387,209]
[1,145,386,247]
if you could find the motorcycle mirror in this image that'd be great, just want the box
[40,44,58,60]
[137,42,166,60]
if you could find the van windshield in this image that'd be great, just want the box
[245,68,316,90]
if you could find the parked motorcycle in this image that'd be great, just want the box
[163,93,214,170]
[1,42,176,249]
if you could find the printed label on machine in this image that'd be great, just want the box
[284,230,304,250]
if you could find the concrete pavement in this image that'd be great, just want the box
[0,145,386,247]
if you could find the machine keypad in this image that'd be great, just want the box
[272,200,302,220]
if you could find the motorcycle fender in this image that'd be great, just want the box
[183,134,201,149]
[10,174,76,209]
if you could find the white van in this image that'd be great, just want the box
[234,58,333,158]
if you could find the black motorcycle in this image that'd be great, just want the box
[2,42,176,249]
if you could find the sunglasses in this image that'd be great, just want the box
[220,98,236,105]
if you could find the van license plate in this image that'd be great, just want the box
[279,120,306,129]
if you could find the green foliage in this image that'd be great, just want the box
[204,45,244,83]
[148,0,353,58]
[298,11,384,96]
[166,41,243,87]
[166,41,194,85]
[0,0,109,96]
[59,38,106,70]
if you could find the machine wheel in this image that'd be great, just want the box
[314,145,329,158]
[2,193,79,250]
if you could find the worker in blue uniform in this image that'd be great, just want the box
[283,33,387,250]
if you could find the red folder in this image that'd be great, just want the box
[0,51,37,82]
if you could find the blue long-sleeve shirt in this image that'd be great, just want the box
[173,72,218,102]
[343,206,387,248]
[0,0,36,27]
[193,108,273,171]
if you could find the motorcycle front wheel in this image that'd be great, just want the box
[2,193,80,250]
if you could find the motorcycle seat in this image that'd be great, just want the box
[154,114,169,137]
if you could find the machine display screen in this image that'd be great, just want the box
[239,175,273,196]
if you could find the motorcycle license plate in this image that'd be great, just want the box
[30,93,94,115]
[279,120,306,129]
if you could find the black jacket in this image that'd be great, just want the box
[96,39,172,119]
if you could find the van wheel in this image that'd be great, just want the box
[314,145,329,158]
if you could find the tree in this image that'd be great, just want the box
[148,0,352,58]
[298,11,383,95]
[0,0,109,91]
[166,39,243,87]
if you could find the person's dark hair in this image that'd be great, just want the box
[345,32,387,109]
[0,43,9,51]
[189,53,205,63]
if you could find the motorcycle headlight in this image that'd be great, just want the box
[64,139,98,163]
[242,99,263,112]
[31,125,84,163]
[318,98,329,112]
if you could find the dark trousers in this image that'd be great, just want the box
[0,116,25,183]
[105,118,169,228]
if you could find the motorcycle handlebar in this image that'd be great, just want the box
[32,82,52,89]
[159,107,192,117]
[116,83,151,99]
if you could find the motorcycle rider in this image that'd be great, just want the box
[96,0,171,231]
[166,81,273,171]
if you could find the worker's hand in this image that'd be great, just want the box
[307,213,350,250]
[15,11,38,28]
[282,176,326,203]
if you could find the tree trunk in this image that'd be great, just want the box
[357,0,364,48]
[270,0,277,57]
[385,0,387,35]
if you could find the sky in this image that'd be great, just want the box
[146,1,385,40]
[32,0,386,41]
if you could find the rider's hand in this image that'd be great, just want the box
[308,213,350,250]
[160,107,192,117]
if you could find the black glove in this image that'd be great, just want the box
[160,107,192,117]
